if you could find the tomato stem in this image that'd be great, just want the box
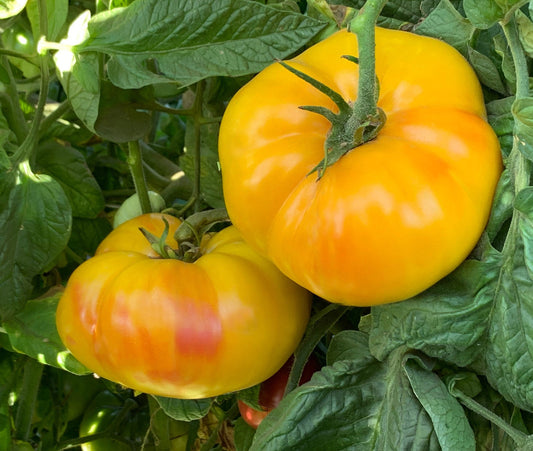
[192,80,205,213]
[279,0,387,178]
[10,0,50,166]
[499,12,532,259]
[127,140,153,215]
[174,208,229,260]
[451,387,530,447]
[348,0,387,125]
[14,357,44,442]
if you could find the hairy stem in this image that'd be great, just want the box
[127,140,152,214]
[348,0,388,123]
[500,12,532,259]
[14,358,44,441]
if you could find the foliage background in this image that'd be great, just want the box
[1,0,533,449]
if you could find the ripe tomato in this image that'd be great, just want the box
[238,355,319,429]
[56,214,311,399]
[218,28,502,306]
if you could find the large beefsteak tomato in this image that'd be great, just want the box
[56,214,311,399]
[218,27,502,306]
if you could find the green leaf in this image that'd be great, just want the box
[414,0,474,54]
[250,337,440,451]
[463,0,504,29]
[329,0,449,26]
[516,9,533,58]
[234,417,256,451]
[369,258,498,368]
[93,83,152,143]
[485,168,514,242]
[511,97,533,161]
[404,357,476,450]
[515,186,533,215]
[326,330,377,364]
[484,242,533,411]
[154,396,213,421]
[0,0,27,19]
[467,47,507,95]
[26,0,68,42]
[53,11,100,132]
[68,217,112,259]
[285,304,348,394]
[0,162,71,321]
[179,153,224,209]
[494,33,516,89]
[370,235,533,412]
[35,141,105,218]
[487,96,515,139]
[0,413,10,451]
[76,0,326,89]
[2,290,89,375]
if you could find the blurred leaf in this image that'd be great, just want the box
[68,217,112,259]
[53,11,100,132]
[485,168,514,243]
[0,0,27,19]
[516,9,533,58]
[467,47,507,95]
[463,0,504,29]
[155,396,213,421]
[180,153,224,209]
[3,289,90,375]
[511,97,533,161]
[234,417,255,451]
[414,0,474,54]
[26,0,68,42]
[35,141,105,218]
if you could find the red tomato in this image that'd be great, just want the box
[238,355,319,429]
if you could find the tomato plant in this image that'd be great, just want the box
[56,213,311,399]
[219,26,502,307]
[238,355,319,429]
[1,0,533,450]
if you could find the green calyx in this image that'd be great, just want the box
[279,0,388,179]
[140,208,230,263]
[280,60,386,179]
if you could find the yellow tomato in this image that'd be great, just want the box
[56,214,311,399]
[219,28,502,306]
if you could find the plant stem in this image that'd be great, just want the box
[0,57,29,144]
[174,208,229,244]
[127,140,152,214]
[192,81,205,213]
[14,357,44,442]
[500,12,532,257]
[38,99,72,137]
[10,0,50,165]
[348,0,388,123]
[0,48,38,64]
[288,0,388,177]
[453,388,529,447]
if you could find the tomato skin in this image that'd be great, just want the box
[218,28,503,307]
[56,214,311,399]
[238,355,319,429]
